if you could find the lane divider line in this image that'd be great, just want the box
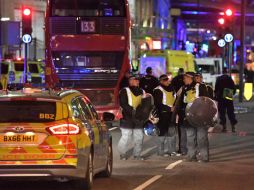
[141,146,157,156]
[165,160,183,170]
[133,175,162,190]
[109,127,118,131]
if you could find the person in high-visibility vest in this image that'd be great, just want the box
[175,72,209,162]
[194,73,214,99]
[215,68,237,132]
[118,75,145,160]
[140,67,159,95]
[154,74,177,157]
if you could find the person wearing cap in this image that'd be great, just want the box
[215,68,237,132]
[118,75,145,160]
[171,68,185,155]
[194,73,209,98]
[171,68,185,93]
[154,74,177,157]
[140,67,159,95]
[119,70,131,90]
[194,73,214,99]
[175,72,210,162]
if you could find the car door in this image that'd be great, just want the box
[78,97,104,169]
[83,98,109,164]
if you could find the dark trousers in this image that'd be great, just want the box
[177,124,187,154]
[218,99,237,126]
[186,127,209,161]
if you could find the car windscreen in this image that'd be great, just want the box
[51,0,126,17]
[198,65,215,74]
[0,101,58,123]
[1,63,8,74]
[29,64,39,73]
[15,63,24,71]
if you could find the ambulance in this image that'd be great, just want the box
[0,59,45,89]
[139,50,197,78]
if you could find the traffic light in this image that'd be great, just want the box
[218,18,225,25]
[225,8,233,17]
[22,7,32,36]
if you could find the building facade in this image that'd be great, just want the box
[0,0,46,60]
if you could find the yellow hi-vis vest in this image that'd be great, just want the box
[155,86,176,107]
[125,87,143,109]
[184,84,200,104]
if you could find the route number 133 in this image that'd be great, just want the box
[81,21,95,33]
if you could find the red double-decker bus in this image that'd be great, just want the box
[45,0,131,118]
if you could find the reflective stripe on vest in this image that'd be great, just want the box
[155,86,175,107]
[184,84,199,103]
[125,87,143,109]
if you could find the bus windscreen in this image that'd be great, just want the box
[51,0,126,17]
[52,52,123,69]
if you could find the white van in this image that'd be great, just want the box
[195,58,223,87]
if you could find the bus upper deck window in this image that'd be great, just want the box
[104,8,113,16]
[114,10,120,16]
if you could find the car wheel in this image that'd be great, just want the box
[74,152,94,190]
[99,142,113,177]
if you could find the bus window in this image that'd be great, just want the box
[53,52,123,69]
[51,0,126,17]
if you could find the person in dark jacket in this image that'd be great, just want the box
[171,68,185,155]
[140,67,159,95]
[154,74,177,157]
[215,68,237,132]
[171,68,185,93]
[176,72,210,162]
[118,75,145,160]
[119,71,131,90]
[194,73,214,99]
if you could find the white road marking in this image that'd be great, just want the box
[109,127,118,131]
[141,146,157,156]
[165,160,183,170]
[133,175,162,190]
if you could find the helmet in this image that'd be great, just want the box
[144,122,160,136]
[186,97,218,128]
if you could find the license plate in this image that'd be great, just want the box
[81,21,96,33]
[0,135,38,143]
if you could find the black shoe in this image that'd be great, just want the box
[157,152,169,157]
[178,151,187,156]
[120,155,127,160]
[184,157,197,162]
[231,125,236,133]
[198,159,209,163]
[133,156,145,161]
[170,152,181,157]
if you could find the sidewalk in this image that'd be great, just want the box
[234,97,254,114]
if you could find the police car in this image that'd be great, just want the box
[0,88,114,189]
